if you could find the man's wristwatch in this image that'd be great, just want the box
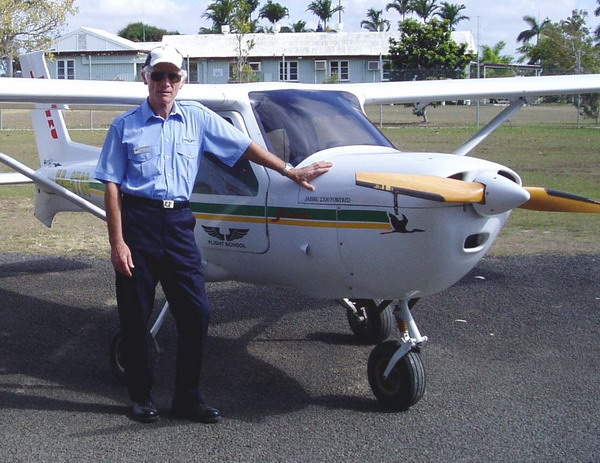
[281,163,294,176]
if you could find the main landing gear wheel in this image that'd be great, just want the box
[109,302,169,382]
[109,330,126,382]
[367,340,426,410]
[345,299,395,344]
[109,329,159,382]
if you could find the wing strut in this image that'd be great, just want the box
[0,152,106,222]
[453,97,528,156]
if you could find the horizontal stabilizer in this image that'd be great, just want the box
[356,172,485,203]
[0,151,106,225]
[0,172,33,185]
[521,187,600,213]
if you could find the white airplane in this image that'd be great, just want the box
[1,51,599,411]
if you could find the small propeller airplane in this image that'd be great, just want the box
[1,51,599,411]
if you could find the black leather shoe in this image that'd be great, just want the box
[132,401,159,423]
[172,398,221,424]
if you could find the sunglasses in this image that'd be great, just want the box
[149,71,182,83]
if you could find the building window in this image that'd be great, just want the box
[57,60,75,79]
[279,61,298,81]
[188,62,199,83]
[382,60,392,81]
[329,60,349,81]
[228,61,262,82]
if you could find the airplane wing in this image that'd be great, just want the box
[342,74,600,105]
[0,77,228,110]
[1,74,598,110]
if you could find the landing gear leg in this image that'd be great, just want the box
[367,299,427,410]
[109,301,170,382]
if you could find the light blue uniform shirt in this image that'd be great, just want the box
[95,100,252,201]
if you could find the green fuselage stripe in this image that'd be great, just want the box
[191,202,389,226]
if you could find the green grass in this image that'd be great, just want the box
[0,105,599,256]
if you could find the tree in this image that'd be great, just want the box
[117,23,179,42]
[202,0,235,32]
[1,0,78,77]
[435,2,468,29]
[388,17,475,120]
[361,9,391,32]
[410,0,439,23]
[519,10,599,119]
[243,0,260,21]
[517,15,550,45]
[259,1,289,27]
[519,10,598,73]
[385,0,413,23]
[481,41,513,64]
[388,18,474,80]
[306,0,344,31]
[290,20,309,32]
[480,41,515,77]
[230,1,258,83]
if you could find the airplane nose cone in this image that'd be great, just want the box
[472,171,530,216]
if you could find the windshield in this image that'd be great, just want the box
[250,89,394,166]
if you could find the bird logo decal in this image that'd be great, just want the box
[381,213,425,235]
[202,225,249,242]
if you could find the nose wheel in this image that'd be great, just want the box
[365,299,427,410]
[368,340,425,410]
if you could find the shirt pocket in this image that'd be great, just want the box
[126,144,161,181]
[176,142,200,160]
[175,142,200,185]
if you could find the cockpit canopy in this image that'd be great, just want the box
[250,89,394,166]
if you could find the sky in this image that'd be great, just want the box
[64,0,599,57]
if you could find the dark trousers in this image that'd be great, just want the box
[116,200,210,404]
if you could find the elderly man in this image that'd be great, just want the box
[95,45,331,424]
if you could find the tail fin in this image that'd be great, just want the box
[20,51,99,166]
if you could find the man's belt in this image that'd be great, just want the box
[122,194,190,210]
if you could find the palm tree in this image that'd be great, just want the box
[290,20,309,32]
[517,15,551,45]
[480,41,515,77]
[385,0,412,22]
[306,0,344,31]
[259,1,289,26]
[410,0,439,23]
[435,2,468,29]
[202,0,235,31]
[243,0,260,21]
[361,9,391,32]
[480,41,513,64]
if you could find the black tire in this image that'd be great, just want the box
[109,329,126,382]
[109,329,159,383]
[367,340,426,410]
[346,299,395,344]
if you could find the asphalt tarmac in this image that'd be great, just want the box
[0,253,598,462]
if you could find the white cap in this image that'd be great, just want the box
[144,45,184,70]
